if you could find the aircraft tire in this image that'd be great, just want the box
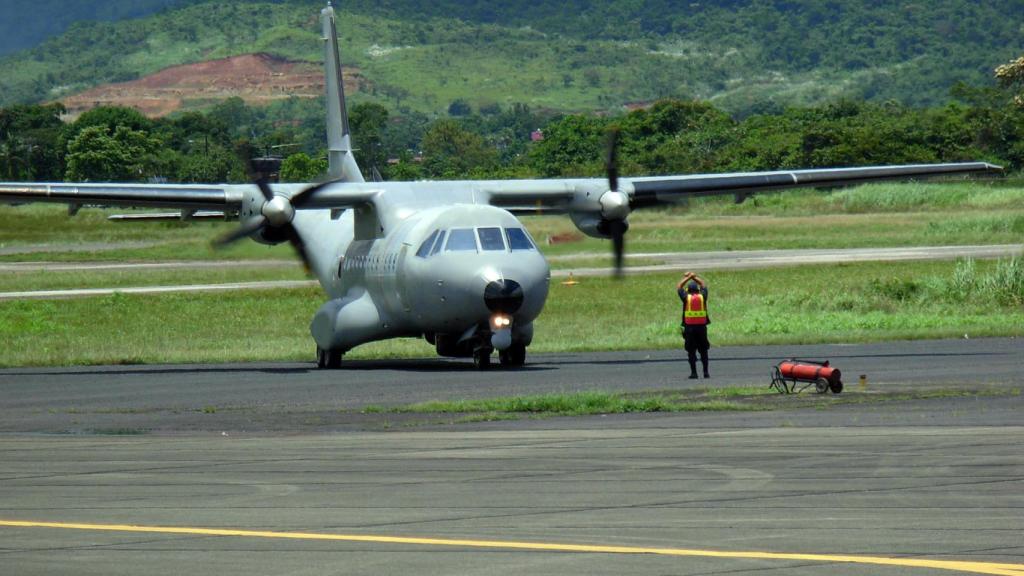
[317,346,342,369]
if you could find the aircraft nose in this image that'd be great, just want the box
[484,279,524,314]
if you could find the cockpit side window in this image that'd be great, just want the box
[477,227,506,251]
[445,228,477,251]
[429,230,447,256]
[505,227,536,251]
[416,230,439,258]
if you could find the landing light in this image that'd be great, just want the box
[490,314,512,330]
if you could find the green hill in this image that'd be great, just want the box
[1,0,1021,116]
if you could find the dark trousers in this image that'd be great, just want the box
[683,324,710,376]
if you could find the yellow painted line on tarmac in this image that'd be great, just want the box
[3,519,1023,576]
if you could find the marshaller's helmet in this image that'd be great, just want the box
[687,281,699,293]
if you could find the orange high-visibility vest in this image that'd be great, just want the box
[683,293,708,325]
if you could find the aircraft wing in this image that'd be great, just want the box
[0,182,246,212]
[481,162,1001,215]
[624,162,1002,208]
[483,181,579,213]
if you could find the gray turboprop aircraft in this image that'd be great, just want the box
[0,5,1002,369]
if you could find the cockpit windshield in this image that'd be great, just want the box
[445,228,478,251]
[505,227,535,251]
[477,227,506,251]
[417,227,536,257]
[415,230,439,258]
[430,230,447,256]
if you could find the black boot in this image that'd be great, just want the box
[688,371,699,379]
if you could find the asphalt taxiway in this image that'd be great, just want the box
[0,339,1021,575]
[0,338,1020,433]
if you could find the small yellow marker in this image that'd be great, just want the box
[859,374,867,390]
[561,272,579,286]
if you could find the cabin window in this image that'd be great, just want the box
[416,230,438,258]
[477,227,506,251]
[505,227,535,250]
[430,230,447,256]
[445,228,477,251]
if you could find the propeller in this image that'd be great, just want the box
[602,127,629,278]
[214,175,336,274]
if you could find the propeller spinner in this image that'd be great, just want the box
[213,178,334,273]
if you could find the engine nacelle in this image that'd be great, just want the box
[569,211,629,239]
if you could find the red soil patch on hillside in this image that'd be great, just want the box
[60,53,365,118]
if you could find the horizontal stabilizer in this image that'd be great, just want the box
[107,210,227,222]
[0,182,242,210]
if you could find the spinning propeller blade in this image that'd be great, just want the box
[213,215,267,249]
[212,177,323,275]
[605,128,626,278]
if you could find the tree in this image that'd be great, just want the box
[279,152,328,182]
[349,102,389,174]
[528,113,608,177]
[385,160,424,181]
[0,103,65,180]
[156,110,230,151]
[995,56,1024,107]
[176,144,246,183]
[207,97,253,135]
[65,124,163,181]
[421,119,496,178]
[447,98,472,116]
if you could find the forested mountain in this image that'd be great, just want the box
[0,0,197,55]
[1,0,1022,116]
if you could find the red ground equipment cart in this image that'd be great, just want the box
[770,359,843,394]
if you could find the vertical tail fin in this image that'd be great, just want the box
[321,4,364,183]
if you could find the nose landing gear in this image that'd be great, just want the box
[474,342,526,370]
[499,342,526,367]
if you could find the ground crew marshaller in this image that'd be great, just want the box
[677,271,710,379]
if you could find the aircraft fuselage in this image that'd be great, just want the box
[294,187,549,361]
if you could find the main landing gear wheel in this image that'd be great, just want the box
[499,343,527,367]
[473,347,492,371]
[316,346,342,369]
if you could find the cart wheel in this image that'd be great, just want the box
[830,380,844,394]
[815,377,829,394]
[770,367,786,394]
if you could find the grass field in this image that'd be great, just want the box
[1,259,1021,367]
[359,386,1020,425]
[1,181,1021,367]
[0,265,302,292]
